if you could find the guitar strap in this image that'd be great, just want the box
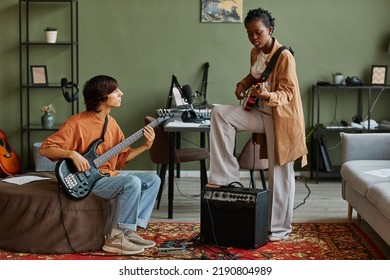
[101,115,108,141]
[250,46,294,154]
[259,45,294,83]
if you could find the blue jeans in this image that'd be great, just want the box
[91,171,160,231]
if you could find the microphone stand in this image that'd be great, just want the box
[198,62,209,106]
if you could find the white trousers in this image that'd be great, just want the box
[208,104,295,238]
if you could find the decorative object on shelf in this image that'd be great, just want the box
[332,72,344,85]
[60,77,79,102]
[30,65,48,85]
[44,27,57,43]
[40,104,55,129]
[345,76,363,86]
[371,65,387,85]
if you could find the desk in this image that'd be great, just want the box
[164,117,210,219]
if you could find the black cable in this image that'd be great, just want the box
[249,139,256,188]
[204,199,218,246]
[329,89,340,126]
[294,175,311,210]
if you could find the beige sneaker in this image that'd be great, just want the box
[102,232,144,255]
[268,235,288,242]
[124,230,156,249]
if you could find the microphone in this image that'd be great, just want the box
[181,84,194,109]
[180,84,203,123]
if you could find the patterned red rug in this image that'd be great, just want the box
[0,222,385,260]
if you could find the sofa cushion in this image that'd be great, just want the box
[0,172,112,253]
[366,183,390,220]
[340,160,390,196]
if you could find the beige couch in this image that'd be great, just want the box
[340,133,390,246]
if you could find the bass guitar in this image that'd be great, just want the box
[0,130,21,177]
[55,110,173,200]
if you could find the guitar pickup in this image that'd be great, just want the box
[64,174,77,188]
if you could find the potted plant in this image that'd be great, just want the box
[40,104,56,129]
[44,27,58,43]
[332,72,344,85]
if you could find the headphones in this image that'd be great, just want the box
[61,78,79,102]
[345,76,363,86]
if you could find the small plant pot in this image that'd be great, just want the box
[44,31,58,43]
[332,74,344,85]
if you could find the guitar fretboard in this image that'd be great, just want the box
[93,117,164,168]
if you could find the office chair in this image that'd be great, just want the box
[144,116,209,209]
[236,135,268,189]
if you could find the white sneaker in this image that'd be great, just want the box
[268,235,288,242]
[102,232,144,255]
[124,230,156,249]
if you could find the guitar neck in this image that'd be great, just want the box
[93,117,163,168]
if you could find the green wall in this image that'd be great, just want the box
[1,0,390,171]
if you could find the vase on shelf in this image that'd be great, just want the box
[44,30,57,43]
[41,112,54,129]
[332,73,344,85]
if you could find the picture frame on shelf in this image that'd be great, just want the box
[30,65,48,85]
[370,65,387,85]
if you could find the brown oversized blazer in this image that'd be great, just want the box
[237,38,308,167]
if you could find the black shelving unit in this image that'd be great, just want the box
[19,0,79,172]
[310,84,390,183]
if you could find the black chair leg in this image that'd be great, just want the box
[200,160,208,188]
[249,170,257,188]
[259,170,267,190]
[156,164,167,209]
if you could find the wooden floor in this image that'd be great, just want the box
[150,175,390,259]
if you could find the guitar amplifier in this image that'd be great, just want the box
[200,186,268,249]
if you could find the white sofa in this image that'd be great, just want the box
[340,132,390,246]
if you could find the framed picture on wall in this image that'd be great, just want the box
[201,0,243,23]
[30,65,48,85]
[370,65,387,85]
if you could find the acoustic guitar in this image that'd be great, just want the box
[0,130,21,177]
[55,110,173,200]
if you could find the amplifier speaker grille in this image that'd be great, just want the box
[200,186,269,249]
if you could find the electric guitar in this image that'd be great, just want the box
[242,82,262,111]
[0,130,21,178]
[55,110,173,200]
[242,94,258,111]
[242,81,268,112]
